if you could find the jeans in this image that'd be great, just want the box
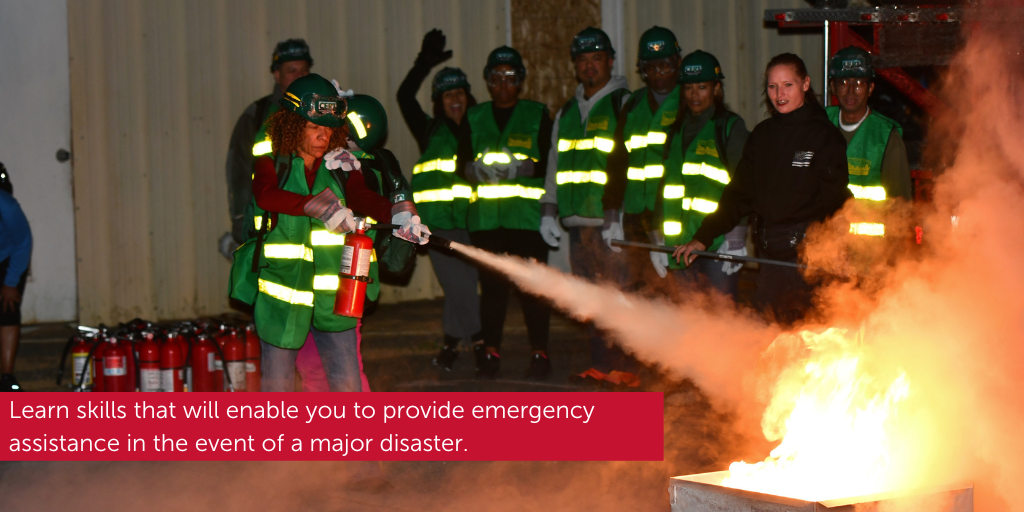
[261,326,362,392]
[427,228,481,340]
[568,226,637,373]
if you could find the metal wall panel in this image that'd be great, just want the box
[68,0,508,324]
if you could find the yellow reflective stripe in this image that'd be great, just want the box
[557,139,574,152]
[371,249,377,262]
[644,165,664,179]
[310,230,346,246]
[476,184,545,200]
[254,216,263,230]
[682,162,730,185]
[628,134,647,151]
[482,152,511,165]
[347,112,367,139]
[681,198,718,213]
[627,167,646,180]
[558,137,614,153]
[663,185,685,199]
[264,244,313,261]
[252,140,273,156]
[412,158,456,174]
[849,184,887,201]
[313,275,340,291]
[646,131,667,145]
[850,222,885,237]
[594,137,614,153]
[258,279,313,307]
[512,153,537,162]
[556,171,607,185]
[664,221,682,235]
[452,184,472,198]
[414,188,455,203]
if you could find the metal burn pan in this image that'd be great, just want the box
[669,471,973,512]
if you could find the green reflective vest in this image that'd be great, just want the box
[231,155,380,349]
[622,86,679,214]
[555,89,627,219]
[410,120,470,230]
[661,115,738,269]
[826,106,902,237]
[467,100,546,232]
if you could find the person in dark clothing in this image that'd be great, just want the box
[397,30,484,373]
[454,46,555,379]
[675,53,850,324]
[0,164,32,392]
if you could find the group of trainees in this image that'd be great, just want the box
[225,27,911,391]
[400,27,910,387]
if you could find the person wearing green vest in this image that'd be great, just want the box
[230,74,429,392]
[455,46,554,380]
[604,26,683,280]
[222,39,313,259]
[397,30,483,372]
[827,46,912,238]
[655,50,750,299]
[538,27,639,386]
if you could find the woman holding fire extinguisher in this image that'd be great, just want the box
[229,74,429,392]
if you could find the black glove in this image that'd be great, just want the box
[416,29,452,68]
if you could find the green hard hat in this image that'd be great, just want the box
[571,26,615,59]
[431,67,471,100]
[484,46,526,81]
[280,74,346,128]
[271,38,313,72]
[679,50,724,84]
[637,26,680,62]
[830,46,874,79]
[345,94,388,150]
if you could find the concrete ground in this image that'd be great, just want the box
[1,269,763,511]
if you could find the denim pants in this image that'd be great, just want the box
[261,326,362,392]
[568,226,637,373]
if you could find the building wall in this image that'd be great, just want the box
[67,0,822,325]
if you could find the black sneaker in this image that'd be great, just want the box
[0,374,24,392]
[432,345,459,371]
[473,343,487,371]
[475,352,500,379]
[525,353,551,381]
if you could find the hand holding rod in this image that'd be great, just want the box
[610,239,809,270]
[365,223,454,250]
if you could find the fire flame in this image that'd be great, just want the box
[722,328,911,502]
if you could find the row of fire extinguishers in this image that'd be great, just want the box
[56,318,261,392]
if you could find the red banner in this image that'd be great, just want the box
[1,392,663,461]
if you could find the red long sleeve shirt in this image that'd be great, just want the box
[252,156,393,224]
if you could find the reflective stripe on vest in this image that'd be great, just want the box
[681,197,718,213]
[663,185,685,199]
[558,136,614,153]
[472,184,545,201]
[414,184,473,203]
[263,244,313,261]
[313,275,340,290]
[412,158,456,174]
[664,221,682,235]
[848,184,887,201]
[258,279,313,307]
[681,162,730,185]
[478,152,536,165]
[555,170,607,185]
[624,131,669,151]
[252,140,273,156]
[850,222,885,237]
[310,230,345,246]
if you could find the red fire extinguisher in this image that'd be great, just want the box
[101,337,131,392]
[190,334,217,392]
[160,336,185,392]
[335,219,374,318]
[222,329,245,392]
[71,335,94,390]
[244,325,261,392]
[138,333,162,392]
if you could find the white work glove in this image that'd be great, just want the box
[324,147,361,172]
[218,232,239,261]
[393,211,431,245]
[472,148,501,184]
[719,225,748,275]
[303,189,355,234]
[649,230,668,278]
[539,215,561,248]
[330,79,355,99]
[601,209,624,252]
[497,148,522,180]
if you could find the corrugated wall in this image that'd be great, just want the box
[68,0,509,325]
[67,0,823,325]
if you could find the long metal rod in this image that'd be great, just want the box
[823,19,830,107]
[610,239,808,270]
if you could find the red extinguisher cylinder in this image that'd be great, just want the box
[334,228,374,318]
[138,335,162,392]
[71,337,94,390]
[102,338,130,392]
[190,335,218,392]
[160,338,185,392]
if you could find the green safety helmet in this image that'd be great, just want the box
[570,26,615,59]
[637,26,680,62]
[431,67,471,100]
[679,50,724,84]
[280,74,346,128]
[345,94,388,150]
[830,46,874,79]
[484,46,526,81]
[271,38,313,72]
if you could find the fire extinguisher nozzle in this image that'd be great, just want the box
[427,235,453,251]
